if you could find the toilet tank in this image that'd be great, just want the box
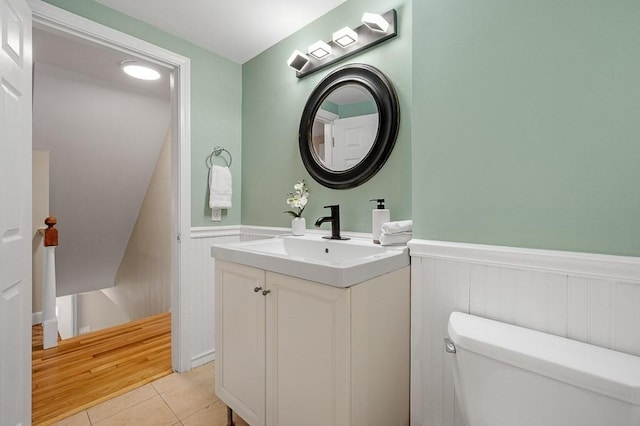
[447,312,640,426]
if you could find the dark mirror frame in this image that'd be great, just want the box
[299,63,400,189]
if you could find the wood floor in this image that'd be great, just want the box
[32,312,172,425]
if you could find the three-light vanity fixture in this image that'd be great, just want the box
[287,9,397,78]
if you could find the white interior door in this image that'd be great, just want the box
[322,122,333,167]
[331,113,378,171]
[0,0,32,424]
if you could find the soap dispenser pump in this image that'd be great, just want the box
[370,198,390,244]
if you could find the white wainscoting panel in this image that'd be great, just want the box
[409,239,640,426]
[470,266,568,336]
[187,226,284,368]
[411,256,469,426]
[187,230,241,368]
[566,277,640,355]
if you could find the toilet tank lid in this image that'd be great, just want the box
[448,312,640,406]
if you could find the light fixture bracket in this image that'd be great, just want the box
[293,9,397,79]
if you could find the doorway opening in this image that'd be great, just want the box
[33,25,172,339]
[31,0,192,373]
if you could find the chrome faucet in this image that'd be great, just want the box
[315,205,350,240]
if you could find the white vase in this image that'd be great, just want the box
[291,217,306,236]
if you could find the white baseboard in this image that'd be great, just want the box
[32,311,43,325]
[191,349,215,368]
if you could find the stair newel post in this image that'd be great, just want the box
[42,217,59,349]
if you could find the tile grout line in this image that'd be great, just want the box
[54,363,218,425]
[88,385,163,425]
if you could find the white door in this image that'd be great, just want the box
[0,0,32,424]
[331,112,378,171]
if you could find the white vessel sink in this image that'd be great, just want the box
[211,234,409,288]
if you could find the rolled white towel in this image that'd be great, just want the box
[380,220,413,234]
[379,232,412,246]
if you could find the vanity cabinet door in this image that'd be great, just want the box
[264,272,350,426]
[215,261,266,426]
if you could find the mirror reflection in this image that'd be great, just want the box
[311,84,379,172]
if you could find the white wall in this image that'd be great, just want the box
[56,294,76,339]
[32,151,49,315]
[103,129,172,320]
[409,240,640,426]
[33,62,170,297]
[77,290,129,334]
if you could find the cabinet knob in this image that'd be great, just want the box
[262,289,271,296]
[253,287,262,293]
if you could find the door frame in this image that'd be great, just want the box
[29,0,192,372]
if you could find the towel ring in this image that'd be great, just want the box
[206,146,232,168]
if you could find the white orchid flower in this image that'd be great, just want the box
[284,180,310,218]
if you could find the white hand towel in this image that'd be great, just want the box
[379,232,412,246]
[209,165,232,213]
[380,220,413,234]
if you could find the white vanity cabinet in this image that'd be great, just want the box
[215,260,410,426]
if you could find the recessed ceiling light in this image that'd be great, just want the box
[121,61,161,81]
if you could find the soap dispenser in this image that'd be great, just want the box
[369,199,390,244]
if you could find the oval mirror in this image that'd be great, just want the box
[299,64,400,189]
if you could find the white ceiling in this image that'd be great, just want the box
[328,84,373,105]
[34,27,170,100]
[95,0,348,64]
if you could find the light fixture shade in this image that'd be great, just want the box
[361,12,389,33]
[332,27,358,48]
[287,50,310,71]
[308,40,332,59]
[121,61,161,80]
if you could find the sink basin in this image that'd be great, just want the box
[211,234,409,288]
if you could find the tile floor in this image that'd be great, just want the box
[52,362,249,426]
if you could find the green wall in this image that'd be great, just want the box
[241,0,412,233]
[320,100,377,118]
[45,0,640,257]
[413,0,640,256]
[338,101,378,119]
[43,0,243,227]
